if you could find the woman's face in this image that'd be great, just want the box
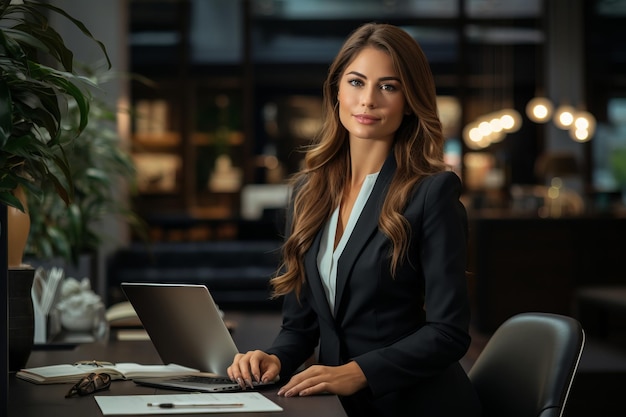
[337,46,408,144]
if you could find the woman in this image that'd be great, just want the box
[228,23,482,417]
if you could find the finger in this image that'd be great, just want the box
[230,353,252,388]
[227,354,242,381]
[237,362,253,389]
[229,366,246,388]
[299,380,331,397]
[259,355,280,384]
[241,352,262,388]
[277,372,311,396]
[261,367,278,384]
[280,378,326,397]
[248,354,262,384]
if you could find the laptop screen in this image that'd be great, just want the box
[121,283,239,375]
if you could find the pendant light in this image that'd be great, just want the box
[525,11,554,124]
[497,44,522,135]
[569,110,596,142]
[526,96,554,123]
[552,0,575,131]
[553,102,576,129]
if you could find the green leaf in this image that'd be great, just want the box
[45,225,72,260]
[18,23,74,71]
[50,76,91,133]
[0,28,29,63]
[8,0,111,70]
[3,26,50,59]
[0,79,12,137]
[12,89,60,139]
[1,190,25,212]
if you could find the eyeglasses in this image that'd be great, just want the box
[65,372,112,398]
[73,360,115,367]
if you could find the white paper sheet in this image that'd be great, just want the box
[95,392,283,415]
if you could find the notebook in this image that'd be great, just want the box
[121,282,275,393]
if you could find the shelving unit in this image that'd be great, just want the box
[127,0,545,241]
[128,0,249,240]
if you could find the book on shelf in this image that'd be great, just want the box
[16,362,199,384]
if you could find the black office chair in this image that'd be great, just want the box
[469,312,585,417]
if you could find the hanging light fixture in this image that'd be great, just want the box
[499,108,522,133]
[461,41,524,149]
[525,13,555,125]
[526,96,554,123]
[488,113,505,143]
[568,110,596,142]
[553,103,576,129]
[463,121,491,150]
[551,3,594,139]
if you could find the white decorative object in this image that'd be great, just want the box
[31,267,64,344]
[209,154,242,192]
[55,277,106,338]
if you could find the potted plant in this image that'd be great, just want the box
[0,0,110,266]
[25,65,146,270]
[0,0,109,372]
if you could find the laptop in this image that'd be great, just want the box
[121,282,275,392]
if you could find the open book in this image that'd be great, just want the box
[16,362,199,384]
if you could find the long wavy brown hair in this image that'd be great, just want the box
[270,23,448,298]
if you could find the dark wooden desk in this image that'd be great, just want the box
[8,312,347,417]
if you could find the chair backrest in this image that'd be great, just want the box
[468,312,585,417]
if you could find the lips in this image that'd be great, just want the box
[353,114,380,124]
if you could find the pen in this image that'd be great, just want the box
[147,402,244,409]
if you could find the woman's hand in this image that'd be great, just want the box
[227,350,281,389]
[277,361,367,397]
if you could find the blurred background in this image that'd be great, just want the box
[52,0,626,235]
[46,0,626,332]
[29,2,626,415]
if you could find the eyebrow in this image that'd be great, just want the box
[346,71,401,83]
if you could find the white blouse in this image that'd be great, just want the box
[316,172,380,314]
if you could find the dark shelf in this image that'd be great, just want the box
[127,0,556,242]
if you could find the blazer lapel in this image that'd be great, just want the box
[333,153,397,316]
[304,231,336,324]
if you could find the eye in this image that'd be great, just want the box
[380,83,397,92]
[348,78,364,87]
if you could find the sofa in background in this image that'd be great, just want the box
[107,240,284,311]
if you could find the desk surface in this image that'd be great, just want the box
[8,312,347,417]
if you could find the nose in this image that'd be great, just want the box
[361,86,377,108]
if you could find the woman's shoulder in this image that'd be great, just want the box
[406,170,463,206]
[417,170,462,191]
[403,170,465,217]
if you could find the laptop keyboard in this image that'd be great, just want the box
[173,375,235,384]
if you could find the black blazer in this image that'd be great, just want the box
[267,154,482,417]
